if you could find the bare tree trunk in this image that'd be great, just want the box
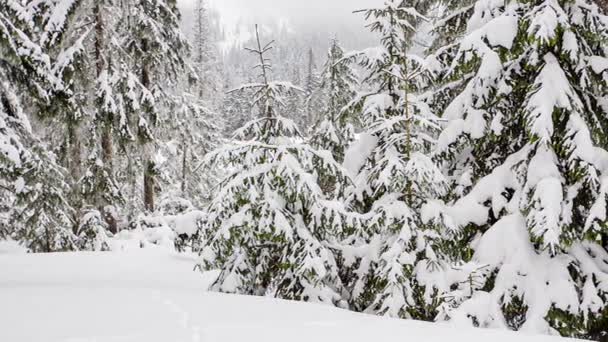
[253,25,271,118]
[101,125,113,169]
[45,226,51,253]
[101,123,116,234]
[95,3,105,77]
[95,2,118,233]
[127,154,137,221]
[144,158,155,213]
[142,132,155,213]
[68,121,82,180]
[181,143,188,195]
[402,44,413,207]
[196,0,205,99]
[596,0,608,13]
[140,35,156,213]
[95,3,112,168]
[68,120,82,236]
[141,101,155,214]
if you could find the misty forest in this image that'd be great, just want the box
[2,0,608,341]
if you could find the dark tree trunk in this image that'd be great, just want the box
[68,121,82,179]
[95,3,105,76]
[103,209,118,235]
[95,3,118,233]
[101,124,113,170]
[141,83,155,212]
[68,120,82,236]
[181,143,188,195]
[140,35,156,213]
[100,124,117,233]
[144,160,155,213]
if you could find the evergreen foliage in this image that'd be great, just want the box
[1,0,607,338]
[310,39,359,165]
[199,26,353,305]
[427,0,608,337]
[337,0,454,320]
[1,0,76,252]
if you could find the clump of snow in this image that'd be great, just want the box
[108,210,206,251]
[343,133,378,178]
[165,210,205,237]
[450,214,580,335]
[527,53,582,142]
[588,56,608,74]
[109,225,175,251]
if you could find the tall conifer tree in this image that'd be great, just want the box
[1,1,76,252]
[339,0,453,320]
[200,26,353,305]
[428,0,608,337]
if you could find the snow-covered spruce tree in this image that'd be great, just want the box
[199,26,353,305]
[221,77,253,136]
[310,39,359,164]
[302,47,323,132]
[9,147,76,252]
[427,0,608,337]
[159,93,221,209]
[309,39,359,196]
[340,1,453,320]
[162,0,224,210]
[191,0,223,105]
[1,1,76,252]
[285,64,305,129]
[125,0,189,213]
[32,0,85,180]
[36,0,127,236]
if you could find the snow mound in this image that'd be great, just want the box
[0,251,583,342]
[0,239,27,254]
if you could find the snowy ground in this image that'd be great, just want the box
[0,249,582,342]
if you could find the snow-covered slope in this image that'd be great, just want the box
[0,250,581,342]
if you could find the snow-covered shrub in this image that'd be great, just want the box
[109,215,176,251]
[159,197,195,216]
[76,210,111,251]
[166,210,205,253]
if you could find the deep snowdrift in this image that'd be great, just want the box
[0,250,582,342]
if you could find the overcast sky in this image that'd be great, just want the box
[179,0,379,34]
